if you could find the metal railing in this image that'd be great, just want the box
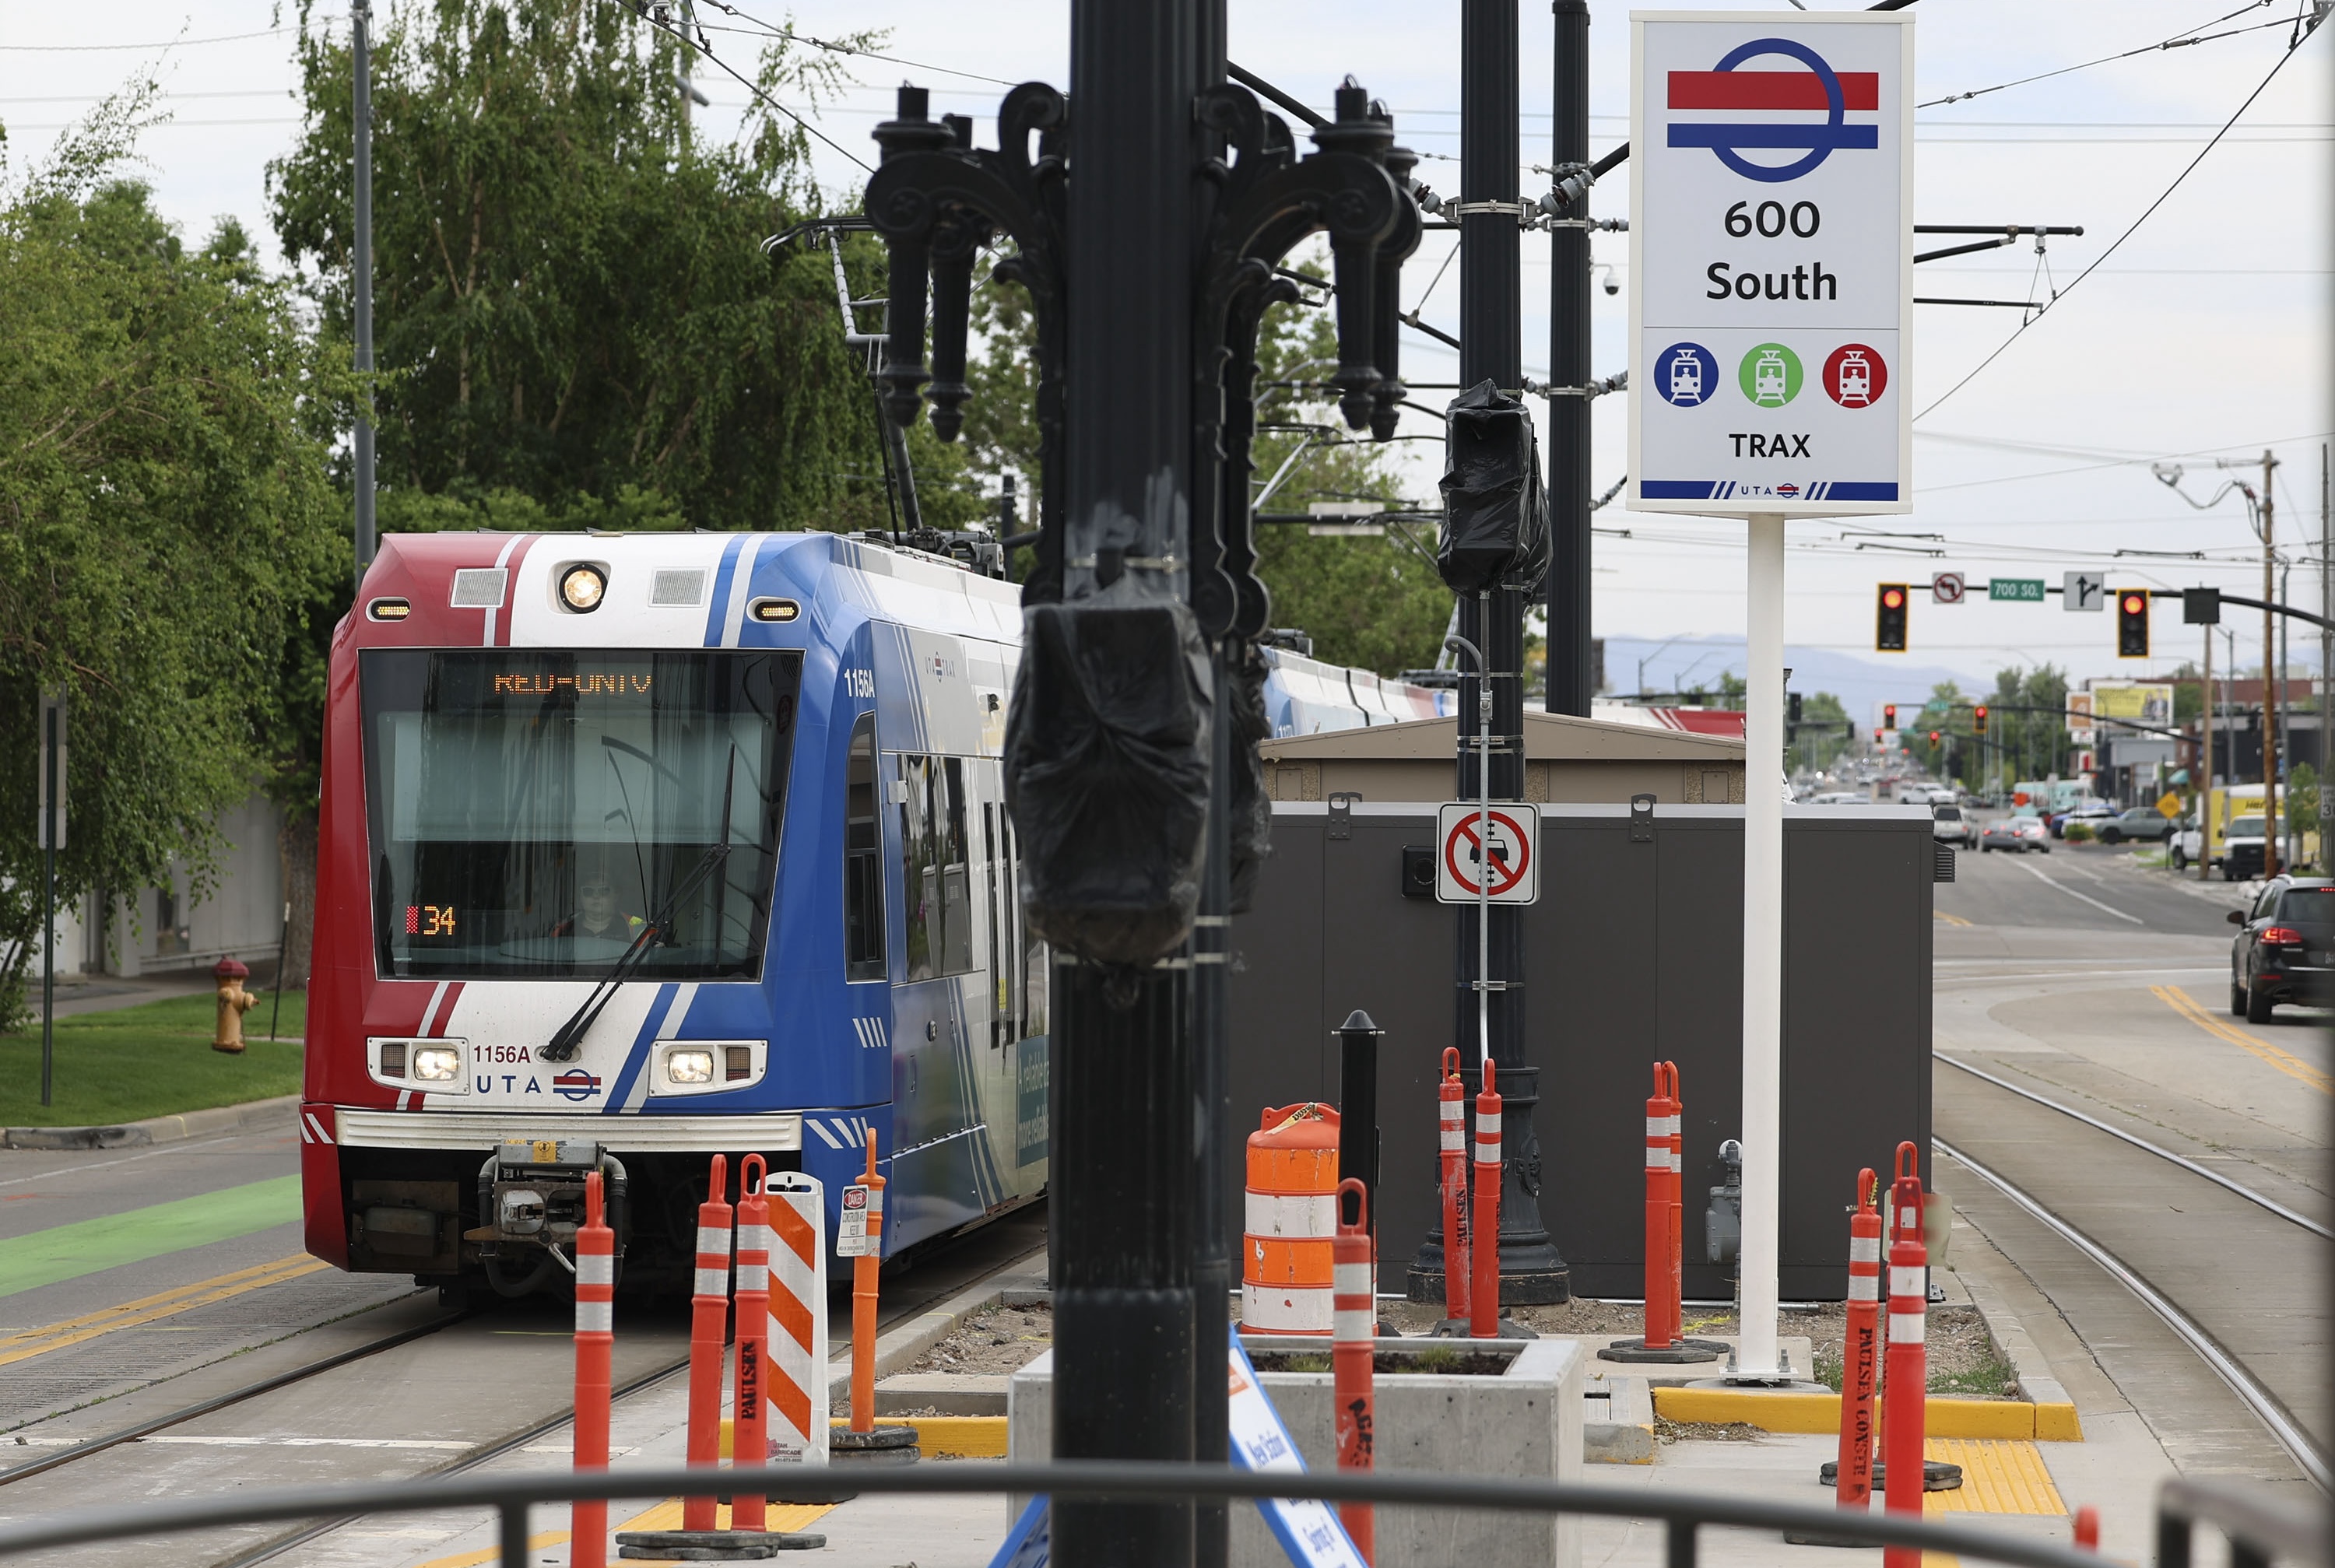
[0,1460,2219,1568]
[2159,1477,2326,1568]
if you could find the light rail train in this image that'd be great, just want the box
[301,528,1448,1296]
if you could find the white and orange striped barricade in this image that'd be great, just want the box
[683,1154,732,1532]
[571,1170,615,1568]
[764,1170,830,1468]
[1241,1103,1340,1335]
[1332,1177,1375,1564]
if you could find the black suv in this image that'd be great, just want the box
[2229,875,2335,1023]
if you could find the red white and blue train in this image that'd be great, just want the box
[301,527,1449,1296]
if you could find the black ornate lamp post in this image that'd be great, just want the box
[862,10,1419,1563]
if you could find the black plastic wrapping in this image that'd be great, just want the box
[1005,595,1213,968]
[1436,378,1550,595]
[1227,644,1275,914]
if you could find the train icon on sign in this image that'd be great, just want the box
[1823,344,1888,407]
[1666,38,1880,183]
[1654,342,1719,407]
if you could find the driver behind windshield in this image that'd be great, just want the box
[551,868,644,952]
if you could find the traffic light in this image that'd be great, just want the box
[1974,703,1989,736]
[1884,703,1898,731]
[2116,588,2150,658]
[1928,729,1941,745]
[1789,692,1803,728]
[1876,584,1908,652]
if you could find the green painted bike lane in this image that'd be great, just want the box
[0,1175,304,1299]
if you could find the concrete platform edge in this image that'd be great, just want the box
[3,1092,301,1149]
[1953,1253,2087,1441]
[827,1252,1045,1404]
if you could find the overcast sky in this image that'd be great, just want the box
[2,0,2326,704]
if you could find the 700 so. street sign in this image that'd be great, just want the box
[1629,11,1914,518]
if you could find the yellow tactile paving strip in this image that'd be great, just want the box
[1922,1437,2066,1516]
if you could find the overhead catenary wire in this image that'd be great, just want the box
[1918,3,2308,110]
[1912,15,2325,424]
[623,1,873,174]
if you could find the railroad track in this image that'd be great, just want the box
[1934,1052,2330,1489]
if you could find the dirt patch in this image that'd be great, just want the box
[1655,1418,1766,1444]
[1247,1348,1517,1377]
[904,1302,1053,1376]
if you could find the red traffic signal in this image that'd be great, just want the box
[1875,584,1909,652]
[1928,730,1941,745]
[1974,703,1989,735]
[2116,588,2150,658]
[1883,703,1898,730]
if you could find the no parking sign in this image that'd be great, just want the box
[1436,803,1539,906]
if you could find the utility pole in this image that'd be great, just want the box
[2322,445,2330,857]
[2263,450,2281,875]
[2201,620,2214,882]
[1453,0,1565,1307]
[1545,0,1592,717]
[352,0,375,588]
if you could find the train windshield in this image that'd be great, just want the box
[360,648,800,980]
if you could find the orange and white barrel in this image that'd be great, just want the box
[764,1171,830,1466]
[1241,1103,1340,1335]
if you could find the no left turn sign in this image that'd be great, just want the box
[1436,803,1539,906]
[1931,572,1965,605]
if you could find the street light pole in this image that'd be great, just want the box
[1453,0,1565,1307]
[2263,450,2281,875]
[352,0,375,589]
[1545,0,1592,717]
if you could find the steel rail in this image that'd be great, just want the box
[1936,1054,2333,1239]
[0,1304,467,1488]
[1935,1136,2330,1491]
[0,1458,2112,1568]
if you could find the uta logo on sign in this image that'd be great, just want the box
[1667,39,1880,183]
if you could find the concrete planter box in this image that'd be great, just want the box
[1009,1337,1583,1568]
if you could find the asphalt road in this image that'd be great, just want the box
[1932,833,2330,1492]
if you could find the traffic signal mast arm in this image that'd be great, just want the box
[2173,588,2335,635]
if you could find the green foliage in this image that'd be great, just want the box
[1988,664,2073,786]
[268,0,907,535]
[2063,819,2095,843]
[958,254,1450,675]
[0,106,346,1027]
[2284,761,2318,839]
[1793,690,1852,773]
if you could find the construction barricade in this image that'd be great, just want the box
[1242,1103,1341,1335]
[1470,1064,1501,1340]
[1602,1061,1722,1363]
[1436,1050,1470,1328]
[834,1128,916,1462]
[1882,1144,1928,1568]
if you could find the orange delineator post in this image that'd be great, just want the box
[850,1130,885,1433]
[1836,1167,1882,1514]
[1639,1064,1677,1349]
[684,1153,733,1533]
[732,1155,773,1531]
[571,1170,615,1568]
[2074,1506,2100,1552]
[1331,1177,1375,1565]
[1437,1049,1469,1325]
[1469,1059,1502,1340]
[1882,1143,1927,1568]
[1662,1061,1684,1346]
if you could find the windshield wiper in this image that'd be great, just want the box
[540,751,739,1064]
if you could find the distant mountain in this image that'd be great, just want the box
[1599,636,1988,723]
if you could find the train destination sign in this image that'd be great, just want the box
[1629,12,1914,517]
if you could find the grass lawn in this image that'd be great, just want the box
[0,991,307,1128]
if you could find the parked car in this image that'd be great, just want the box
[2228,875,2335,1021]
[2048,800,2117,840]
[2096,806,2178,846]
[1931,804,1977,848]
[1980,816,2050,854]
[2222,814,2268,882]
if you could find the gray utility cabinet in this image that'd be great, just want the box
[1225,801,1935,1302]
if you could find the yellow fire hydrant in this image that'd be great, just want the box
[212,957,258,1054]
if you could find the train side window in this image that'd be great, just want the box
[844,715,885,982]
[899,755,935,983]
[939,758,974,976]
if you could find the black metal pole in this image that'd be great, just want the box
[1452,0,1566,1308]
[352,0,375,589]
[1545,0,1592,717]
[1051,2,1204,1563]
[40,700,58,1109]
[1335,1011,1384,1266]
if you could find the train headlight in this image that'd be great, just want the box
[665,1048,715,1085]
[413,1046,462,1082]
[560,564,607,612]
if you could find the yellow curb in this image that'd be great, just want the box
[1651,1388,2080,1440]
[721,1415,1009,1458]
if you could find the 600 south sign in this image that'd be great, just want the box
[1629,12,1913,517]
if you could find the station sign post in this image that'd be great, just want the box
[1629,9,1913,1384]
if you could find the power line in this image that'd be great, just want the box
[690,6,1020,88]
[1912,19,2324,424]
[1917,4,2302,110]
[622,2,873,174]
[0,26,290,51]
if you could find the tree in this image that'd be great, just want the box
[0,102,346,1026]
[1989,664,2071,784]
[1793,691,1852,773]
[960,254,1451,675]
[269,0,946,536]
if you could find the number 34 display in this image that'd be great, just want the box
[1628,12,1913,517]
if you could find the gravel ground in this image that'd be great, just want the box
[897,1295,2017,1398]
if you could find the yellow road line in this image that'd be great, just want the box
[1933,910,1973,928]
[2154,986,2333,1095]
[409,1499,835,1568]
[0,1254,328,1368]
[1924,1438,2066,1516]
